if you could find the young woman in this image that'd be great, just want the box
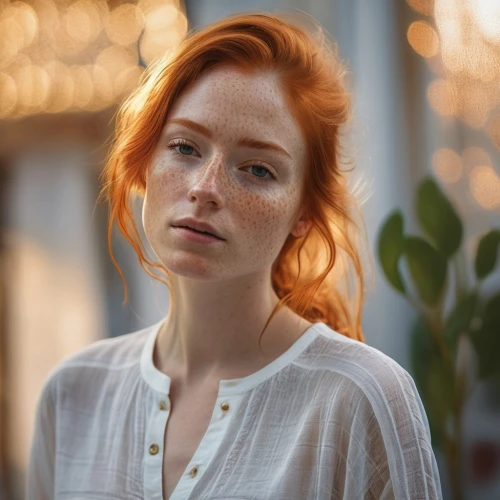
[27,11,443,500]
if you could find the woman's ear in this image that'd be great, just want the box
[290,217,311,238]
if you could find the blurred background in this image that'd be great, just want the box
[0,0,499,499]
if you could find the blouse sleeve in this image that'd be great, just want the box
[26,375,57,500]
[342,365,443,499]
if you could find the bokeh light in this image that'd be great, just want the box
[0,0,187,118]
[432,148,463,183]
[408,0,500,216]
[64,0,103,46]
[486,114,500,150]
[467,0,500,43]
[70,65,93,109]
[407,21,440,58]
[461,147,492,170]
[469,165,500,210]
[0,72,17,118]
[105,4,144,46]
[408,0,500,137]
[140,6,187,65]
[458,81,492,129]
[407,0,435,17]
[427,79,459,116]
[42,60,74,114]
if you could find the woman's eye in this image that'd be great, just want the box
[244,165,276,181]
[168,140,197,156]
[167,139,276,181]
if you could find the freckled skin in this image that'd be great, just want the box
[142,65,312,385]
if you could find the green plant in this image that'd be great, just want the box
[376,176,500,500]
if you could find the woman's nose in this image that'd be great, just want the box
[187,158,227,203]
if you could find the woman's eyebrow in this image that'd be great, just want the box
[166,117,292,159]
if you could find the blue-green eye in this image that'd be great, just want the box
[167,139,196,156]
[178,144,195,155]
[248,165,275,180]
[167,139,276,181]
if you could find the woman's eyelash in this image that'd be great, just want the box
[166,139,277,181]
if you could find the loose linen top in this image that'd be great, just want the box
[26,319,443,500]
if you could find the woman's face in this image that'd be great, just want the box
[142,65,309,281]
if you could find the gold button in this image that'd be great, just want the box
[189,466,198,477]
[221,402,229,411]
[158,400,167,410]
[149,443,159,455]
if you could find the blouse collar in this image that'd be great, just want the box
[140,318,323,396]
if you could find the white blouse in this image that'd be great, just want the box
[26,319,443,499]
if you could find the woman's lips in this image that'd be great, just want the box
[172,226,225,243]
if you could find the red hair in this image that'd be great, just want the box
[97,10,372,346]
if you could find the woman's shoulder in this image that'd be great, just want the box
[309,323,432,450]
[310,322,412,377]
[38,321,158,401]
[307,324,441,498]
[307,322,418,409]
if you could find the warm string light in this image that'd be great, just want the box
[407,0,500,131]
[0,0,187,118]
[407,0,500,212]
[432,147,500,211]
[432,148,463,184]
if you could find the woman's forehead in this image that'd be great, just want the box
[164,67,306,155]
[171,67,285,116]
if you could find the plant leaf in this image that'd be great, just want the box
[470,324,500,380]
[484,372,500,412]
[475,230,500,281]
[428,354,455,426]
[443,291,478,358]
[410,317,438,399]
[404,236,448,307]
[417,178,463,258]
[377,211,406,294]
[410,317,446,451]
[469,292,500,380]
[483,292,500,326]
[483,293,500,325]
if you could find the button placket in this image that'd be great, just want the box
[148,399,169,456]
[167,395,240,499]
[184,400,232,483]
[144,396,170,499]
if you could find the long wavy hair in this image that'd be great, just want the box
[97,10,373,348]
